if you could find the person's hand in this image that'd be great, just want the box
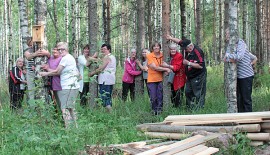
[41,64,49,70]
[31,66,36,71]
[143,66,148,72]
[166,35,172,40]
[135,59,141,64]
[92,52,98,58]
[183,59,189,65]
[39,72,48,76]
[162,61,169,67]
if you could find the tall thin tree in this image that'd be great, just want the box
[162,0,171,107]
[226,0,238,113]
[135,0,145,97]
[88,0,98,107]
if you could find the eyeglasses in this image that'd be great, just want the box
[57,48,66,51]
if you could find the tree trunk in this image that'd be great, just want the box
[242,0,247,41]
[180,0,186,39]
[194,0,201,46]
[7,0,12,70]
[147,0,154,48]
[162,0,171,108]
[135,0,145,97]
[34,0,49,103]
[256,0,263,74]
[4,0,8,77]
[53,0,60,43]
[88,0,98,107]
[226,0,238,113]
[212,0,216,65]
[65,0,69,43]
[218,0,223,63]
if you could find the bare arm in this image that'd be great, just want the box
[89,56,110,76]
[148,62,170,72]
[24,49,50,60]
[40,65,64,76]
[166,35,181,44]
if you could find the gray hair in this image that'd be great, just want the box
[169,43,178,49]
[16,57,24,63]
[57,42,68,51]
[130,48,136,53]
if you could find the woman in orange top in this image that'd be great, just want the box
[147,42,171,115]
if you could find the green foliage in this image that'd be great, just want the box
[1,65,270,154]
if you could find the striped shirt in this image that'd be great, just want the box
[25,47,35,72]
[227,39,254,79]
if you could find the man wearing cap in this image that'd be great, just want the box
[166,35,207,110]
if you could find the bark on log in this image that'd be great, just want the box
[168,118,262,126]
[261,122,270,129]
[249,141,264,147]
[246,133,270,141]
[137,124,261,133]
[164,111,270,122]
[144,132,188,140]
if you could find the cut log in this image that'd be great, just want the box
[262,129,270,133]
[144,132,188,140]
[164,111,270,122]
[137,124,261,133]
[194,147,219,155]
[137,135,205,155]
[170,145,208,155]
[246,133,270,141]
[168,118,262,126]
[249,141,264,147]
[261,122,270,129]
[159,134,220,155]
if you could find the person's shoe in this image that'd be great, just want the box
[105,105,112,113]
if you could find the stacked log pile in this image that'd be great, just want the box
[137,111,270,147]
[111,135,220,155]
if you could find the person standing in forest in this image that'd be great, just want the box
[166,35,207,111]
[24,37,50,101]
[78,44,98,106]
[42,47,62,108]
[147,42,171,115]
[161,44,186,108]
[121,49,144,102]
[224,29,256,112]
[89,43,116,112]
[40,42,80,128]
[9,58,27,110]
[141,48,150,96]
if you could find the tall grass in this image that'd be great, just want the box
[1,65,270,154]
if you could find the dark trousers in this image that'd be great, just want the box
[237,76,253,112]
[80,82,89,106]
[122,82,135,102]
[185,72,207,110]
[171,86,184,108]
[10,91,24,110]
[147,82,163,113]
[99,84,113,107]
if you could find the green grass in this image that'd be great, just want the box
[1,65,270,154]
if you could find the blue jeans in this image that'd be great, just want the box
[99,84,113,107]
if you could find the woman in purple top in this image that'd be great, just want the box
[47,47,62,106]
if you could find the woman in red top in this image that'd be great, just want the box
[162,44,186,108]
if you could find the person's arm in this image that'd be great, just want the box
[249,52,257,65]
[40,65,64,76]
[125,61,142,76]
[89,56,110,76]
[226,40,246,61]
[183,59,203,69]
[13,67,27,83]
[148,62,171,72]
[166,35,181,44]
[24,49,50,60]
